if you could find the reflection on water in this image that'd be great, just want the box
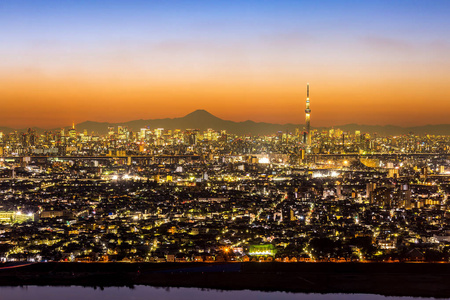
[0,286,429,300]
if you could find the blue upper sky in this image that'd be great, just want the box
[2,0,449,45]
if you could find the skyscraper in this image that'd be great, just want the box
[305,83,311,146]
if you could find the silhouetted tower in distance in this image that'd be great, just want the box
[305,83,311,146]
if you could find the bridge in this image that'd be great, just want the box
[308,153,449,159]
[0,154,202,164]
[0,153,448,165]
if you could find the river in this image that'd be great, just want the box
[0,286,432,300]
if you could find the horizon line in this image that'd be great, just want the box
[1,109,449,131]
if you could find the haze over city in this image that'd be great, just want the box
[1,0,449,128]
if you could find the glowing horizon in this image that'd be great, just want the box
[1,1,449,128]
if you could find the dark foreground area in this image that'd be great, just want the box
[1,262,450,298]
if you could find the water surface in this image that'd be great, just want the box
[0,286,431,300]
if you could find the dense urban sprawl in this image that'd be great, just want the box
[0,126,449,263]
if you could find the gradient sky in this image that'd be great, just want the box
[1,0,449,128]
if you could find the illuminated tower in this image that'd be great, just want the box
[305,83,311,146]
[68,122,76,139]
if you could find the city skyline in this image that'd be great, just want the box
[1,108,450,137]
[1,1,449,128]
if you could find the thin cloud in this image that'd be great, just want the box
[259,31,317,48]
[359,35,412,52]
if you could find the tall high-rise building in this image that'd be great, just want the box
[68,122,77,139]
[305,83,311,146]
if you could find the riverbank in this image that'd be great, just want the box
[1,262,450,298]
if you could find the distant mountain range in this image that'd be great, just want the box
[1,109,450,136]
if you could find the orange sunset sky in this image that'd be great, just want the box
[1,1,449,128]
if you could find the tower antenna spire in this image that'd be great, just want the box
[305,83,311,146]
